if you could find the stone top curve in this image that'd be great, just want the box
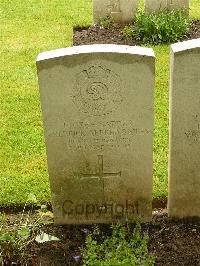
[171,38,200,53]
[37,44,155,62]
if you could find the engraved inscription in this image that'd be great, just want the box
[185,115,200,144]
[185,123,200,143]
[107,0,121,13]
[72,65,123,116]
[47,120,151,151]
[81,155,121,203]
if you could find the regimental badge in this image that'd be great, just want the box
[72,65,123,116]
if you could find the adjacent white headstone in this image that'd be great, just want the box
[93,0,138,23]
[168,39,200,218]
[37,44,155,224]
[145,0,189,14]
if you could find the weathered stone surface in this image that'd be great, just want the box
[168,39,200,218]
[93,0,138,23]
[37,44,155,224]
[145,0,189,14]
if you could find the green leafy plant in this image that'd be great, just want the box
[122,25,135,39]
[0,195,54,264]
[0,213,36,265]
[122,10,190,44]
[99,16,113,29]
[82,223,155,266]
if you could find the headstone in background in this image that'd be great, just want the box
[145,0,189,14]
[145,0,167,12]
[168,38,200,218]
[93,0,138,23]
[37,44,155,224]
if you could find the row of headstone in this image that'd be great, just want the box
[93,0,189,23]
[37,38,200,224]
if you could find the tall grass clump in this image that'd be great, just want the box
[123,10,190,44]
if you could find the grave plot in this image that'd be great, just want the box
[1,0,200,265]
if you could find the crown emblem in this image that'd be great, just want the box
[85,66,110,79]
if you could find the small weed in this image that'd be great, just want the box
[122,25,135,39]
[0,212,38,265]
[122,10,190,44]
[81,223,155,266]
[0,196,54,264]
[99,16,113,29]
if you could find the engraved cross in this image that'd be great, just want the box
[81,155,121,203]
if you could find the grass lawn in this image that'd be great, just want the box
[0,0,200,205]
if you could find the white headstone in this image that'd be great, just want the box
[168,38,200,218]
[93,0,139,23]
[37,44,155,224]
[145,0,189,14]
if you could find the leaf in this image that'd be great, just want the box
[0,213,7,225]
[0,233,15,242]
[35,232,60,243]
[27,193,37,203]
[18,225,31,240]
[41,211,54,218]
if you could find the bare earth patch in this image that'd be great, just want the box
[2,210,200,265]
[73,20,200,46]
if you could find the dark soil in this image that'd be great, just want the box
[73,20,200,46]
[3,210,200,265]
[188,20,200,40]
